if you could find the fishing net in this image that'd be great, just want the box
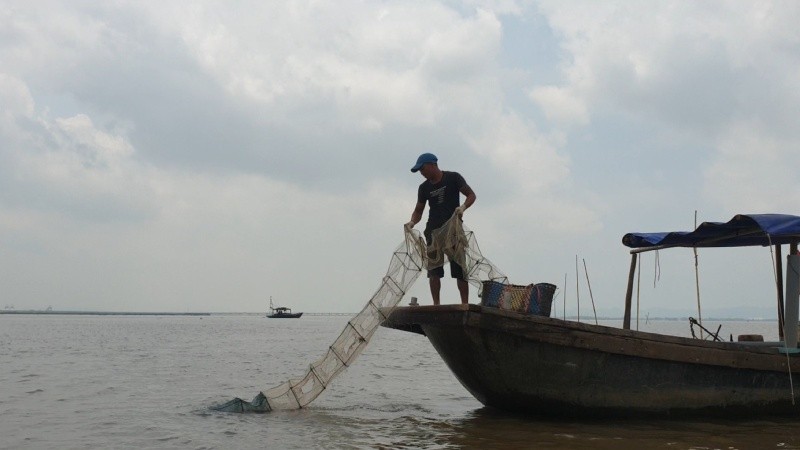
[213,215,507,413]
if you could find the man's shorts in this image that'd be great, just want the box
[428,261,466,280]
[425,225,466,280]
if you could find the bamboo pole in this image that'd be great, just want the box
[583,259,598,325]
[693,211,703,339]
[783,242,799,349]
[777,245,785,340]
[623,253,637,330]
[575,255,580,323]
[563,273,567,320]
[636,254,641,331]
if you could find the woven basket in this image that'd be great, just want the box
[528,283,557,317]
[480,280,505,308]
[499,284,532,313]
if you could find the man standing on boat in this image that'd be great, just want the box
[405,153,476,305]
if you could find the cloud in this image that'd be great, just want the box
[2,1,798,315]
[535,1,800,136]
[532,1,800,209]
[465,109,568,193]
[141,2,504,132]
[705,119,800,212]
[528,85,588,125]
[0,74,156,223]
[0,74,35,118]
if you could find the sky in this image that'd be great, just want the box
[2,1,800,317]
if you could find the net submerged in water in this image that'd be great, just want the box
[213,216,507,413]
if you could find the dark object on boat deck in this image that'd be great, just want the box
[480,280,556,317]
[738,334,765,342]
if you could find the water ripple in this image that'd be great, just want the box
[1,315,799,449]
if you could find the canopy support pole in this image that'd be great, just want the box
[777,245,785,340]
[783,242,800,351]
[623,253,637,330]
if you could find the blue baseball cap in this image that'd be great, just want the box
[411,153,438,172]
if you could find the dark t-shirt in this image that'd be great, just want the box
[417,171,467,231]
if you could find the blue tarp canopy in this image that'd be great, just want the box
[622,214,800,249]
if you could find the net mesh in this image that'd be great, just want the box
[213,215,508,413]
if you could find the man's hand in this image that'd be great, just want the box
[404,221,415,231]
[454,205,466,217]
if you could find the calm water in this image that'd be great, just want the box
[2,314,800,449]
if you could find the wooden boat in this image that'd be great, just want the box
[381,214,800,418]
[267,297,303,319]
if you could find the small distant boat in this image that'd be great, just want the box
[267,297,303,319]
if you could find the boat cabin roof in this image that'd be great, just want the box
[623,214,800,249]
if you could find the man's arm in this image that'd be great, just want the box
[459,184,476,212]
[408,201,425,227]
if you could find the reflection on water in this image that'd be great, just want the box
[244,403,800,449]
[440,409,800,450]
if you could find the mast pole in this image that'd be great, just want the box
[777,245,785,340]
[784,242,800,350]
[693,211,703,339]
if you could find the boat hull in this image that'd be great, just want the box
[267,312,303,318]
[382,304,800,418]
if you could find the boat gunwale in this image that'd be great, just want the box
[383,304,800,373]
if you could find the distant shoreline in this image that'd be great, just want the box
[0,310,777,320]
[0,311,353,317]
[0,310,210,316]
